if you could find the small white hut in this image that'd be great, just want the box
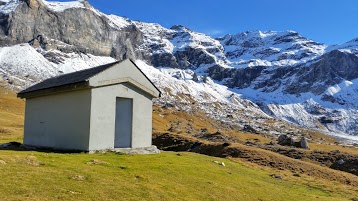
[18,59,161,151]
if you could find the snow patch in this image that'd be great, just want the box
[325,80,353,96]
[0,0,20,14]
[41,0,85,12]
[106,15,131,29]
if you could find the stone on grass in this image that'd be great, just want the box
[300,137,309,149]
[86,159,109,165]
[72,175,86,181]
[278,135,294,146]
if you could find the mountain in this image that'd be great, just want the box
[0,0,358,143]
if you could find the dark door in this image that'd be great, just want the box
[114,98,133,148]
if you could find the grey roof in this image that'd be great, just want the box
[18,61,120,95]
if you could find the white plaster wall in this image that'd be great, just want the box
[89,60,160,97]
[23,89,91,151]
[89,83,153,150]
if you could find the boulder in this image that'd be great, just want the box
[278,135,294,146]
[299,137,309,149]
[242,124,259,134]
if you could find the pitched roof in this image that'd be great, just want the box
[18,59,162,98]
[18,61,121,96]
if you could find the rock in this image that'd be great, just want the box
[278,135,287,144]
[337,159,345,165]
[242,125,259,134]
[72,175,86,181]
[270,174,282,179]
[25,156,41,166]
[213,161,225,167]
[222,142,231,147]
[111,145,161,154]
[188,142,202,151]
[300,137,309,149]
[278,135,294,146]
[86,159,109,165]
[319,116,334,124]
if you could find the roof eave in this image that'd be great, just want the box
[128,59,162,98]
[17,81,90,99]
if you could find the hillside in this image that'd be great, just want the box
[1,151,357,201]
[1,87,358,200]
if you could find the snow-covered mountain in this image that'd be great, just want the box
[1,0,358,143]
[218,30,326,68]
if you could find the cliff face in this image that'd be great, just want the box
[0,0,143,60]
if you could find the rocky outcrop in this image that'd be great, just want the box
[0,0,144,60]
[285,50,358,94]
[278,135,309,149]
[208,49,358,96]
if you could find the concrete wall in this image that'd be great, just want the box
[89,83,153,150]
[89,59,160,97]
[23,89,91,151]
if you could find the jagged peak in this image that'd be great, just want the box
[232,30,299,39]
[170,25,192,32]
[40,0,89,12]
[346,37,358,44]
[218,30,314,47]
[0,0,97,15]
[326,37,358,53]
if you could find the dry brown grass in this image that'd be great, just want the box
[154,132,358,188]
[0,88,24,143]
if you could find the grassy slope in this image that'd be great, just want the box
[0,151,356,201]
[0,88,357,200]
[0,88,24,143]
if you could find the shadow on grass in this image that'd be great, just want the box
[0,141,85,154]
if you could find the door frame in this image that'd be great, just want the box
[114,97,133,148]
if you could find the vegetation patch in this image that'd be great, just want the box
[0,151,356,200]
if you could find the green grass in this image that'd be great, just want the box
[0,88,357,200]
[0,150,355,201]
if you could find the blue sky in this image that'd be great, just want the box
[63,0,357,45]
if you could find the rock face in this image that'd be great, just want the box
[0,0,144,60]
[284,50,358,95]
